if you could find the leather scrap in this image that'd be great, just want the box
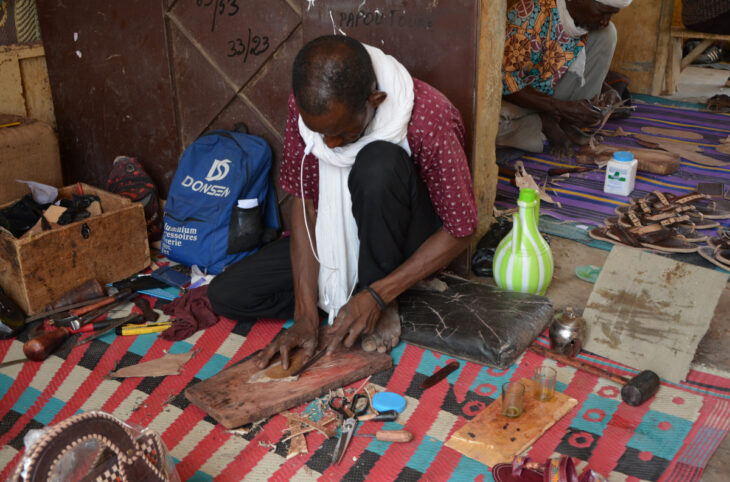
[109,351,197,378]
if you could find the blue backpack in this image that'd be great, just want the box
[161,130,279,274]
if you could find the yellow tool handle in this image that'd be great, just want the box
[117,323,171,336]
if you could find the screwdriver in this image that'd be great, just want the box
[0,327,71,369]
[356,430,413,443]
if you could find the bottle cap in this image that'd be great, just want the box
[518,188,538,203]
[372,392,407,413]
[612,151,634,162]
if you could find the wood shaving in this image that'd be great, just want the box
[282,412,337,438]
[258,441,276,451]
[286,418,308,459]
[514,161,554,204]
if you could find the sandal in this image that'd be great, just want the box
[707,227,730,249]
[649,191,730,220]
[590,218,699,253]
[616,198,719,230]
[492,455,607,482]
[698,246,730,273]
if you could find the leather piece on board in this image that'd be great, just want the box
[399,275,553,368]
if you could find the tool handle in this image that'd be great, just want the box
[358,410,398,422]
[134,297,159,322]
[68,288,131,316]
[529,343,628,385]
[68,319,118,334]
[374,430,413,443]
[23,327,70,361]
[116,323,171,336]
[69,297,115,316]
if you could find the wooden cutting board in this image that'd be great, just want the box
[185,336,392,428]
[445,378,577,467]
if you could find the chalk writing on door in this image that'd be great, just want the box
[197,0,240,32]
[227,28,270,62]
[337,10,433,30]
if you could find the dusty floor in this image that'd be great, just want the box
[665,64,730,104]
[544,237,730,481]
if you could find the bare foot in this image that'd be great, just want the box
[560,121,592,146]
[412,278,448,292]
[361,301,401,353]
[539,113,573,158]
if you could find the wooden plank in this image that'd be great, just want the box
[472,0,506,249]
[611,0,673,95]
[650,0,674,96]
[671,26,730,41]
[665,37,682,95]
[445,378,577,467]
[19,56,56,127]
[0,54,25,116]
[680,38,713,70]
[185,330,393,429]
[0,43,45,60]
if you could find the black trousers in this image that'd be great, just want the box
[208,141,442,322]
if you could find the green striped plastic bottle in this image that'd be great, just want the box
[493,188,554,295]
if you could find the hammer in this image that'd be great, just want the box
[529,343,660,406]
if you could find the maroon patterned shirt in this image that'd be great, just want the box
[280,78,478,238]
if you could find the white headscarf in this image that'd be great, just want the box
[595,0,632,7]
[297,43,414,323]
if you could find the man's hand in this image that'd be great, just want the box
[555,99,603,127]
[324,290,382,354]
[256,318,319,370]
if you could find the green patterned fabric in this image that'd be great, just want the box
[0,0,41,46]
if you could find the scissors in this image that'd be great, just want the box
[329,393,369,465]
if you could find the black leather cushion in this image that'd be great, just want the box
[399,274,553,368]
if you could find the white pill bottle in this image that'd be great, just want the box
[603,151,638,196]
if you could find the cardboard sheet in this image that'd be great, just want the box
[583,246,728,383]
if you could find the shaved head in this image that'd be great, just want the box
[292,35,376,116]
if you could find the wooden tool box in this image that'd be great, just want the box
[0,183,150,315]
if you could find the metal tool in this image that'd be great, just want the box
[52,292,136,330]
[290,349,327,377]
[356,430,413,443]
[529,343,660,406]
[74,313,143,347]
[330,394,369,465]
[420,361,460,390]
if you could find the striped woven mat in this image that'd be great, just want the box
[2,304,730,481]
[495,101,730,230]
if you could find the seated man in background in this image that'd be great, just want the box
[208,35,477,369]
[497,0,632,156]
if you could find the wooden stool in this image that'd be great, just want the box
[665,26,730,94]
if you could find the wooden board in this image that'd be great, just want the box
[583,245,728,384]
[185,336,392,429]
[445,378,577,467]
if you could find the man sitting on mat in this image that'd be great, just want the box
[497,0,631,156]
[207,35,477,369]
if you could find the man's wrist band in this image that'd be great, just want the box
[365,286,387,310]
